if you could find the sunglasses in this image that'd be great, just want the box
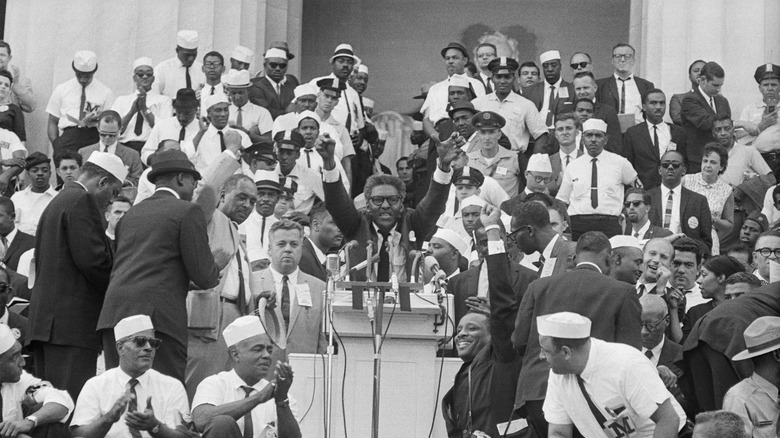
[98,131,119,138]
[135,72,153,78]
[624,200,645,208]
[570,61,590,69]
[369,195,401,207]
[269,62,288,70]
[660,161,682,170]
[124,336,162,349]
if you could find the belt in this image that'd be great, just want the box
[219,297,238,305]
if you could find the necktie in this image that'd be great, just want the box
[134,108,144,136]
[241,386,254,438]
[638,284,646,298]
[127,379,143,438]
[618,77,629,114]
[179,125,186,142]
[185,66,192,90]
[644,349,654,360]
[634,230,640,238]
[210,85,215,96]
[564,154,570,167]
[281,275,291,326]
[545,85,556,126]
[276,83,281,97]
[653,125,659,151]
[378,231,391,282]
[590,158,598,209]
[709,96,716,112]
[236,251,247,315]
[663,190,673,229]
[305,149,312,168]
[236,107,243,127]
[218,131,226,152]
[485,77,492,94]
[0,235,7,259]
[260,216,267,245]
[79,85,87,121]
[453,196,459,215]
[343,90,352,131]
[534,254,546,275]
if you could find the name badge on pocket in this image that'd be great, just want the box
[297,283,313,307]
[0,141,9,150]
[558,88,569,99]
[495,166,508,176]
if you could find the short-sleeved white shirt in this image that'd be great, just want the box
[46,78,114,131]
[1,371,73,423]
[187,125,251,174]
[0,128,26,170]
[11,186,58,235]
[308,74,365,132]
[153,57,205,100]
[111,91,173,143]
[140,116,200,165]
[71,367,189,438]
[472,91,547,152]
[556,150,637,216]
[421,76,486,124]
[229,102,273,134]
[721,143,772,186]
[543,339,686,437]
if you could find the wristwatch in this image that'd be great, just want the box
[24,415,38,429]
[151,421,161,434]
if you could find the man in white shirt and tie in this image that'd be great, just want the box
[596,43,655,121]
[153,30,205,99]
[224,69,273,143]
[240,170,282,269]
[189,94,252,174]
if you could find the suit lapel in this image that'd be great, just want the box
[679,188,690,224]
[636,122,659,159]
[694,88,715,115]
[607,78,619,107]
[4,235,20,263]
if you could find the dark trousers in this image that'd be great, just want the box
[31,341,98,401]
[102,329,187,383]
[52,127,99,155]
[570,214,621,240]
[202,415,242,438]
[121,140,146,155]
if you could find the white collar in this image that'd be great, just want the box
[614,73,634,81]
[576,261,602,273]
[308,237,327,264]
[545,77,563,89]
[116,367,151,388]
[541,234,560,260]
[154,187,181,199]
[632,219,650,237]
[269,266,299,284]
[228,368,272,392]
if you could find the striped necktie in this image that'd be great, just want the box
[663,190,674,229]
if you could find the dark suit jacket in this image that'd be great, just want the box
[624,223,674,240]
[249,75,299,119]
[647,185,713,250]
[7,310,28,347]
[658,337,684,368]
[80,143,143,186]
[3,229,33,271]
[523,80,574,113]
[97,190,219,346]
[595,75,655,112]
[680,88,731,171]
[594,102,624,154]
[28,183,113,351]
[622,121,689,189]
[512,264,642,407]
[500,192,572,236]
[298,238,328,282]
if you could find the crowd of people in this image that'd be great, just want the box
[0,27,775,438]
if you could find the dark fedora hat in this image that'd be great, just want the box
[148,149,201,183]
[172,88,199,110]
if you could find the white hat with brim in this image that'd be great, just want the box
[87,151,128,182]
[609,235,642,250]
[73,50,98,73]
[297,110,321,126]
[432,228,469,257]
[460,195,486,210]
[294,84,319,99]
[114,314,154,340]
[231,45,254,64]
[329,43,361,64]
[540,50,561,64]
[0,325,18,356]
[537,312,591,338]
[224,69,251,88]
[177,30,199,50]
[264,48,288,61]
[733,316,780,360]
[448,74,470,89]
[224,315,267,347]
[133,57,154,70]
[253,169,282,192]
[582,118,608,133]
[527,154,552,173]
[203,93,229,111]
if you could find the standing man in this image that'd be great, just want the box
[249,47,299,119]
[111,57,173,154]
[98,149,221,383]
[224,69,273,143]
[299,203,343,282]
[11,153,58,236]
[47,50,114,153]
[556,119,638,239]
[523,50,574,129]
[473,42,497,95]
[504,201,575,278]
[569,52,593,76]
[241,170,282,267]
[274,130,324,215]
[623,88,689,188]
[199,51,227,115]
[472,57,549,153]
[571,72,623,153]
[513,233,642,437]
[681,61,731,172]
[79,110,144,187]
[596,43,655,118]
[228,45,253,72]
[670,60,706,125]
[738,63,780,177]
[28,152,126,399]
[0,40,35,113]
[141,88,200,165]
[466,111,523,197]
[190,94,252,174]
[548,113,583,174]
[154,30,205,99]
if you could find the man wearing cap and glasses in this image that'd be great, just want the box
[111,57,173,154]
[72,315,190,438]
[10,152,57,236]
[190,93,252,174]
[249,44,299,120]
[538,311,685,438]
[28,152,126,399]
[522,50,574,130]
[192,315,300,438]
[738,63,780,178]
[273,130,324,216]
[229,45,254,72]
[723,316,780,437]
[224,69,273,143]
[154,30,205,99]
[596,43,655,119]
[79,110,144,187]
[98,149,221,384]
[47,50,114,154]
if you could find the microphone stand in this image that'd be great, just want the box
[323,256,339,438]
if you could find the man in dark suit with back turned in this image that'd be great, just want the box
[27,152,126,400]
[97,148,220,383]
[249,46,299,119]
[680,61,731,172]
[511,231,642,437]
[299,203,344,282]
[596,43,655,118]
[623,88,689,188]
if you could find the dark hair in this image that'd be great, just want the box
[54,150,83,168]
[465,62,478,77]
[0,41,11,56]
[725,244,754,265]
[702,142,729,174]
[474,42,497,55]
[688,59,706,75]
[395,156,409,169]
[524,192,554,207]
[551,337,589,352]
[364,174,405,203]
[572,71,596,81]
[624,187,651,204]
[98,110,123,130]
[641,88,665,104]
[576,231,611,255]
[308,202,331,224]
[574,97,595,109]
[700,62,725,81]
[554,112,581,129]
[570,52,592,63]
[673,237,704,266]
[268,218,304,241]
[81,162,121,186]
[694,411,748,438]
[221,174,253,195]
[702,255,745,279]
[203,51,224,64]
[511,200,550,229]
[612,42,636,55]
[724,272,761,288]
[519,61,539,73]
[713,113,733,126]
[0,69,13,85]
[0,196,14,216]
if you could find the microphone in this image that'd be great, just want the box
[424,255,448,291]
[342,240,360,251]
[326,254,340,278]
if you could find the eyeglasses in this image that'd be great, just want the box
[368,195,401,207]
[98,131,119,138]
[268,62,288,70]
[134,72,153,78]
[755,247,780,258]
[507,227,527,244]
[123,336,162,349]
[203,62,223,68]
[624,200,645,208]
[660,161,682,169]
[641,315,668,331]
[529,174,552,184]
[612,54,634,60]
[0,283,9,293]
[570,61,590,69]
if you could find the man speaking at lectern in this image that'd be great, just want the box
[442,205,525,438]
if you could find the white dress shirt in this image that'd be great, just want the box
[0,128,26,172]
[187,125,251,174]
[46,78,114,131]
[659,184,682,234]
[641,336,666,367]
[11,186,59,235]
[153,57,205,99]
[141,116,200,165]
[308,74,365,132]
[0,370,73,425]
[111,91,173,143]
[646,121,672,156]
[229,102,273,134]
[471,91,547,151]
[540,78,564,128]
[269,266,300,306]
[276,163,325,215]
[615,73,642,116]
[239,210,278,263]
[556,150,637,216]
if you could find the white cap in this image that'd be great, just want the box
[357,64,369,75]
[432,228,469,256]
[114,314,154,340]
[264,48,288,60]
[73,50,98,72]
[297,110,321,126]
[223,315,266,347]
[609,235,642,250]
[537,312,591,339]
[224,69,251,88]
[87,152,128,182]
[132,57,154,70]
[203,93,229,111]
[177,30,199,50]
[412,121,423,131]
[0,325,18,355]
[527,154,552,173]
[540,50,561,64]
[294,83,319,99]
[377,128,387,141]
[460,195,486,210]
[363,97,375,109]
[231,45,254,64]
[329,43,361,64]
[253,169,279,185]
[582,118,608,133]
[449,74,470,89]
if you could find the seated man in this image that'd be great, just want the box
[10,153,58,235]
[192,315,300,438]
[79,110,144,187]
[71,315,189,438]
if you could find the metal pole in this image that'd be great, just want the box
[371,285,384,438]
[323,276,335,438]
